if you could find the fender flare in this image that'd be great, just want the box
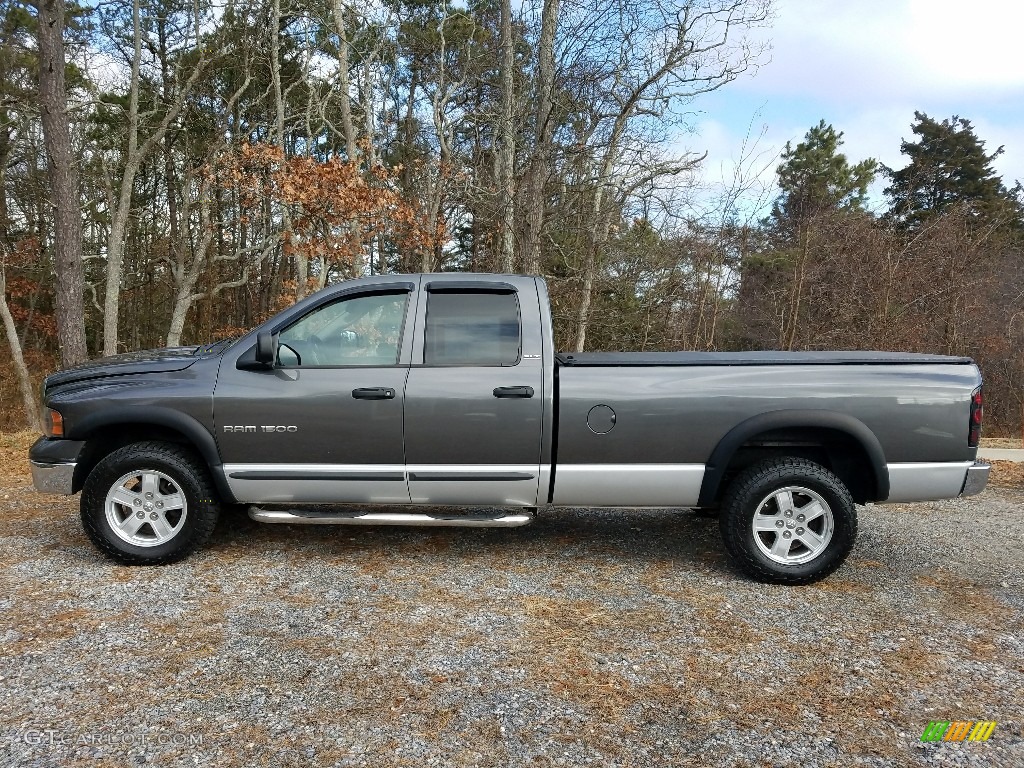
[70,406,235,502]
[697,409,889,505]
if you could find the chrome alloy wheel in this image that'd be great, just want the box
[751,485,834,565]
[104,469,188,547]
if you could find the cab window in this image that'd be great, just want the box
[424,290,521,366]
[278,292,408,367]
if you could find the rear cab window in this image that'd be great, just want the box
[424,289,521,366]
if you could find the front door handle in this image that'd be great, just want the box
[493,386,534,399]
[352,387,396,400]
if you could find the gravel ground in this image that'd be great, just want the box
[1,433,1022,768]
[980,438,1023,450]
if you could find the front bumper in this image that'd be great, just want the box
[30,461,77,495]
[961,461,991,497]
[28,437,85,495]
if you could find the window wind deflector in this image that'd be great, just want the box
[340,282,416,296]
[425,280,517,294]
[321,282,416,302]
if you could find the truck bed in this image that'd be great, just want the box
[550,358,981,507]
[555,351,974,366]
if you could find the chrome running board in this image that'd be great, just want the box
[248,507,535,528]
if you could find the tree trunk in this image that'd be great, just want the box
[158,16,178,248]
[573,212,607,353]
[784,226,811,351]
[271,0,287,152]
[401,67,418,201]
[522,0,559,276]
[166,301,189,347]
[574,252,596,352]
[0,262,42,431]
[101,0,141,356]
[362,57,376,169]
[36,0,88,366]
[495,0,516,273]
[165,184,214,347]
[166,274,199,347]
[331,0,358,161]
[271,0,300,298]
[573,147,618,352]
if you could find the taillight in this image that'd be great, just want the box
[968,386,983,447]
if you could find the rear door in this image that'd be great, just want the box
[213,282,416,504]
[403,277,545,506]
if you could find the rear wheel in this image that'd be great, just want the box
[81,442,220,565]
[719,457,856,584]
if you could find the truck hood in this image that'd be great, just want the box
[44,347,201,390]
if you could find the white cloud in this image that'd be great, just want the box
[831,107,917,169]
[677,0,1024,218]
[741,0,1024,103]
[904,0,1024,91]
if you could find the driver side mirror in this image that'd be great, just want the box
[255,331,279,367]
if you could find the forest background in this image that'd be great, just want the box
[3,0,1022,435]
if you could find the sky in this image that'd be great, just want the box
[687,0,1024,215]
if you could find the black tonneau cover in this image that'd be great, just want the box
[555,351,974,367]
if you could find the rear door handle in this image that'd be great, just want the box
[493,386,534,398]
[352,387,396,400]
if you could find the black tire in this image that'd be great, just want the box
[80,442,221,565]
[718,457,857,585]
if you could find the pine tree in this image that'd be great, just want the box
[748,121,879,349]
[772,120,878,232]
[885,111,1012,227]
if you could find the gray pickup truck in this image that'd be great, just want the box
[29,273,989,583]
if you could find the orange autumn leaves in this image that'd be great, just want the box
[219,143,440,278]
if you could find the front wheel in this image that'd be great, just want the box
[81,442,221,565]
[719,457,857,585]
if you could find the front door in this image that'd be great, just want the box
[214,285,415,504]
[403,279,545,506]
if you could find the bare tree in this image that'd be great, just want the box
[164,72,253,347]
[522,0,560,276]
[414,6,480,273]
[99,0,211,355]
[495,0,516,272]
[0,251,42,430]
[331,0,358,161]
[570,0,770,352]
[270,0,301,298]
[35,0,87,366]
